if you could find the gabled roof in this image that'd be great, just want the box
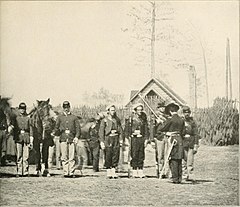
[130,90,139,99]
[126,77,187,106]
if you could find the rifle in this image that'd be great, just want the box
[138,93,159,118]
[154,139,159,178]
[127,136,131,178]
[159,137,177,179]
[127,116,132,178]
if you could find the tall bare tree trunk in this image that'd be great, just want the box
[227,38,232,100]
[226,38,229,100]
[150,1,156,78]
[200,42,209,107]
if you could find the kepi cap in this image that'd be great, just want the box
[182,106,191,113]
[19,102,27,110]
[62,101,70,108]
[133,103,144,110]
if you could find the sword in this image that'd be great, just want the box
[159,138,177,179]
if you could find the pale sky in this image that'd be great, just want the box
[1,1,239,108]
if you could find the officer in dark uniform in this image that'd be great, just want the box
[125,103,149,178]
[182,106,199,181]
[99,105,123,178]
[53,101,80,177]
[15,102,34,176]
[156,102,185,183]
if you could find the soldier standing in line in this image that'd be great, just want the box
[153,102,170,178]
[88,117,101,172]
[53,101,80,177]
[156,102,185,184]
[99,105,123,178]
[182,106,199,181]
[15,102,34,177]
[125,103,149,178]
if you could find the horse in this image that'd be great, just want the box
[29,98,57,176]
[0,96,17,165]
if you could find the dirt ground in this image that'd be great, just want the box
[0,144,239,206]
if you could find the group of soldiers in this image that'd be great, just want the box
[0,99,199,183]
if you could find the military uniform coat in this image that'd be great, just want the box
[54,113,80,143]
[183,117,199,149]
[98,115,123,143]
[124,113,149,140]
[157,113,185,159]
[15,113,33,144]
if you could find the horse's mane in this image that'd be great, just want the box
[0,96,11,112]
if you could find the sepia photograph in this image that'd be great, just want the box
[0,1,239,206]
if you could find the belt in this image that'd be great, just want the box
[131,134,143,138]
[20,129,30,134]
[109,133,118,137]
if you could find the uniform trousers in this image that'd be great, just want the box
[16,142,29,175]
[155,136,170,175]
[88,140,100,171]
[131,136,145,169]
[183,148,194,177]
[48,136,61,169]
[60,142,76,176]
[75,139,88,171]
[105,135,120,169]
[169,159,182,183]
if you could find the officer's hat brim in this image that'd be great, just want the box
[165,102,179,114]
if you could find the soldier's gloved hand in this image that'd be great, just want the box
[51,132,55,137]
[73,137,78,144]
[119,140,123,147]
[29,136,34,149]
[8,125,14,133]
[193,144,199,154]
[185,134,190,138]
[28,143,33,150]
[100,141,105,150]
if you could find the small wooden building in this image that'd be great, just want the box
[125,77,187,115]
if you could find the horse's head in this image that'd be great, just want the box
[30,98,57,136]
[34,98,57,121]
[0,96,11,116]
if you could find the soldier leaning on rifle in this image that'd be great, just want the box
[153,102,170,178]
[53,101,80,178]
[15,102,34,177]
[125,103,149,178]
[182,106,199,181]
[156,102,185,184]
[99,105,123,178]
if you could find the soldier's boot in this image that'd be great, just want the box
[132,170,138,178]
[138,169,145,178]
[111,168,118,179]
[107,169,112,178]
